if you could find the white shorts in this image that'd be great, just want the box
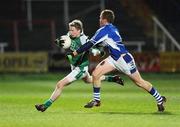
[65,65,90,82]
[107,53,137,75]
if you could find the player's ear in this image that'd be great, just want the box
[77,29,81,34]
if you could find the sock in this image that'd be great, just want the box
[104,75,114,82]
[93,86,100,101]
[44,99,53,108]
[149,87,163,104]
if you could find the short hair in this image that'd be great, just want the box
[69,19,83,32]
[100,9,115,23]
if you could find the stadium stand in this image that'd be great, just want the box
[0,0,179,52]
[147,0,180,43]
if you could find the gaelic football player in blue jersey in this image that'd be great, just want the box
[35,19,124,112]
[71,10,166,112]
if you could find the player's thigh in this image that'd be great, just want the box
[92,57,115,78]
[56,67,87,88]
[128,70,142,83]
[65,66,89,82]
[114,53,137,75]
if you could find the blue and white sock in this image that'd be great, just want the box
[149,87,163,105]
[93,87,100,101]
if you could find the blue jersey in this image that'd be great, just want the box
[90,23,128,60]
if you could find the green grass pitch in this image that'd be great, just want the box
[0,73,180,127]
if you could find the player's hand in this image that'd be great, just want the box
[91,48,106,58]
[66,52,74,64]
[100,50,106,58]
[66,51,78,64]
[91,48,101,56]
[54,37,65,47]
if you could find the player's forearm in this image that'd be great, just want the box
[76,41,94,54]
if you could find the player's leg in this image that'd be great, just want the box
[35,77,71,112]
[84,57,116,108]
[83,73,124,86]
[116,53,166,112]
[128,71,166,112]
[47,66,89,105]
[35,67,81,112]
[103,75,124,86]
[92,58,116,86]
[82,70,92,83]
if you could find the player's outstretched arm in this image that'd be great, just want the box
[72,41,94,56]
[66,41,93,63]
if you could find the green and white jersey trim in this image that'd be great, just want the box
[70,34,88,51]
[67,34,89,67]
[65,65,91,82]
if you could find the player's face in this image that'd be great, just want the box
[99,14,106,27]
[99,15,103,27]
[69,26,81,38]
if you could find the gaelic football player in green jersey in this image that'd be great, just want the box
[35,19,124,112]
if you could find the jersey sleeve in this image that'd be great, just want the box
[90,27,107,45]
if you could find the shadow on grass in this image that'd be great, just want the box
[68,110,174,116]
[99,111,173,115]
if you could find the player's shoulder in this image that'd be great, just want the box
[80,34,88,40]
[96,24,111,34]
[80,34,89,45]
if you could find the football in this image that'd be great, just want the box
[61,35,72,49]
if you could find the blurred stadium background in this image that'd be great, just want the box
[0,0,180,73]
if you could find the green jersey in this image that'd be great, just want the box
[69,34,89,68]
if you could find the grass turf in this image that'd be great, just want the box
[0,73,180,127]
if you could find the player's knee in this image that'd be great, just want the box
[82,77,91,83]
[56,83,63,89]
[56,81,65,89]
[56,77,71,89]
[92,71,101,80]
